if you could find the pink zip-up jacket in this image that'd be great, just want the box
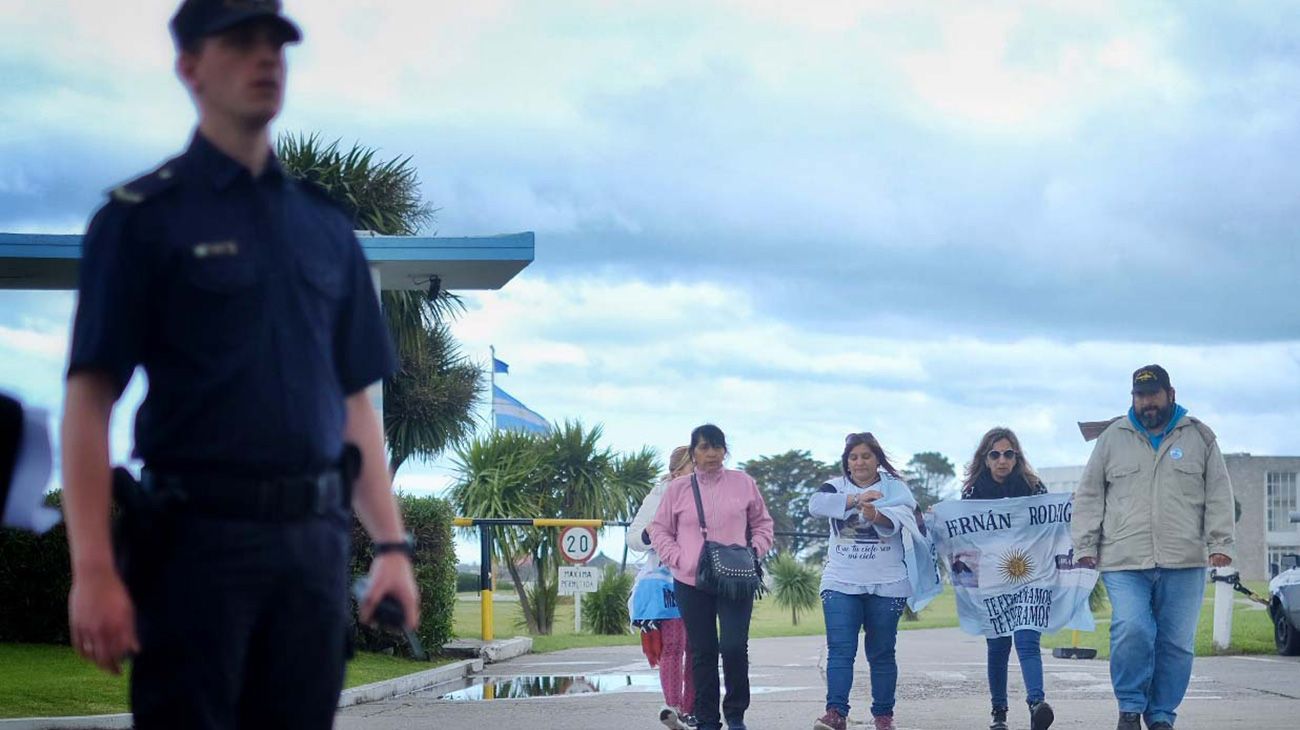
[649,466,775,587]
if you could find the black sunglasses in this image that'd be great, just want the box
[845,431,874,444]
[986,449,1018,461]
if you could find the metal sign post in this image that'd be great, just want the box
[453,517,610,643]
[1213,566,1237,651]
[558,525,599,631]
[558,564,601,631]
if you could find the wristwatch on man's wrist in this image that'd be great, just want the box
[373,533,416,560]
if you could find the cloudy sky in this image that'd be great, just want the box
[2,1,1298,558]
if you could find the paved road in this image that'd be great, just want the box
[336,628,1299,729]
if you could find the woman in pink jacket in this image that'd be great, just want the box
[650,424,775,730]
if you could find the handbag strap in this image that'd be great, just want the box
[690,473,709,539]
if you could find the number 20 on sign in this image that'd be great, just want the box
[558,525,598,564]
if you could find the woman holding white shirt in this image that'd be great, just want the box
[810,432,920,730]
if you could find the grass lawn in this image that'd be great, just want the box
[0,645,446,719]
[1039,581,1275,659]
[451,587,961,652]
[459,581,1277,661]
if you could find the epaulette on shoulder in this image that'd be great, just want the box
[108,161,181,205]
[1187,416,1217,445]
[1078,416,1125,442]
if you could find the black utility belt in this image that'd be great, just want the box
[140,467,348,522]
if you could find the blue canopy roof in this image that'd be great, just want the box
[0,231,534,291]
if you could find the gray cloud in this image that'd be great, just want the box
[2,2,1297,346]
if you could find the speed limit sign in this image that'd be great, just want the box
[558,526,598,564]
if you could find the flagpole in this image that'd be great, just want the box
[489,345,497,432]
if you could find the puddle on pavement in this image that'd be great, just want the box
[436,673,660,700]
[434,673,796,701]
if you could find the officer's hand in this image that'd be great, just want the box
[1209,553,1232,568]
[69,568,138,675]
[1076,556,1098,569]
[362,554,420,631]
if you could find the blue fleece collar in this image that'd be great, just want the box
[1129,403,1187,451]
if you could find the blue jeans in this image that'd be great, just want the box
[1102,568,1206,727]
[822,590,906,718]
[986,630,1045,709]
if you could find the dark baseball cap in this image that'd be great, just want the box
[1131,364,1172,395]
[170,0,302,50]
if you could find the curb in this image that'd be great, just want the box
[337,657,484,707]
[0,657,485,729]
[0,715,132,730]
[442,636,533,663]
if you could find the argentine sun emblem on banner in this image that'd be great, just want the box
[932,493,1098,638]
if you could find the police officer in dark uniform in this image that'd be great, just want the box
[60,2,420,727]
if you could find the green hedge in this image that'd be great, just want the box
[0,492,456,658]
[457,572,480,593]
[0,494,71,644]
[583,565,632,635]
[350,494,457,658]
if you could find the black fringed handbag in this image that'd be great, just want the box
[691,474,766,600]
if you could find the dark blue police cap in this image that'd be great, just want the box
[170,0,302,50]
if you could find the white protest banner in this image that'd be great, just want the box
[932,492,1098,638]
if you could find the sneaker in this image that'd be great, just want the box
[1030,700,1055,730]
[660,707,689,730]
[873,716,896,730]
[1116,712,1142,730]
[990,706,1009,730]
[813,710,846,730]
[680,715,700,729]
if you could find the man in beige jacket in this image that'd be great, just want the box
[1072,365,1235,730]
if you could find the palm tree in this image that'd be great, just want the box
[383,319,481,475]
[276,133,481,474]
[768,552,820,625]
[450,430,549,632]
[277,133,434,236]
[450,421,658,634]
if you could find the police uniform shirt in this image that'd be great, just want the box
[68,132,397,476]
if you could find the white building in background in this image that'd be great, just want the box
[1037,455,1300,581]
[1038,465,1084,495]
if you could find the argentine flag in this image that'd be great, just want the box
[493,385,549,434]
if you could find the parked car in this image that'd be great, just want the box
[1270,510,1300,656]
[1271,564,1300,655]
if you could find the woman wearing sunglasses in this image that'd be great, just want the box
[810,432,920,730]
[961,427,1054,730]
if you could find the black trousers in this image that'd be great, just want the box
[674,579,755,729]
[128,506,351,730]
